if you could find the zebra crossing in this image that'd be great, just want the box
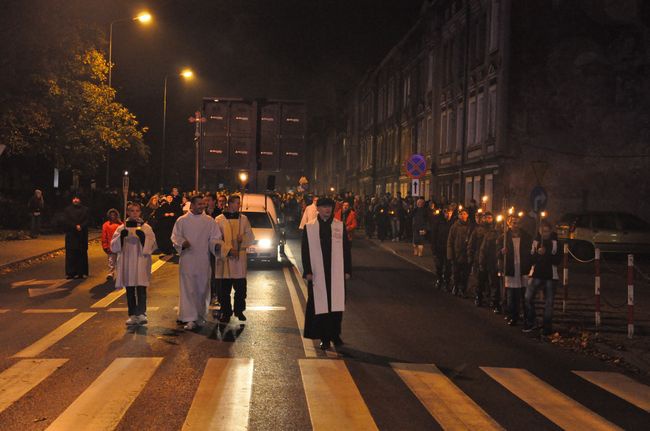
[0,354,648,430]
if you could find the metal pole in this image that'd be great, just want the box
[595,248,601,327]
[563,243,569,313]
[161,75,168,191]
[105,21,114,189]
[195,137,199,192]
[627,254,634,339]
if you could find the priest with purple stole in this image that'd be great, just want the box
[301,197,351,350]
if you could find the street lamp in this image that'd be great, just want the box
[161,68,194,190]
[106,11,152,189]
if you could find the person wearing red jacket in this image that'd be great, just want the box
[334,201,358,241]
[102,208,122,281]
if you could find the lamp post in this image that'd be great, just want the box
[161,68,194,191]
[105,11,152,189]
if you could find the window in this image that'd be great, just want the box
[416,119,424,154]
[456,103,464,152]
[427,52,434,90]
[618,213,650,231]
[243,212,272,229]
[489,0,500,52]
[378,87,386,123]
[426,114,434,156]
[488,85,497,138]
[387,78,395,117]
[403,73,411,108]
[477,91,485,144]
[440,110,448,153]
[473,176,481,204]
[467,97,476,146]
[591,214,617,231]
[464,177,473,204]
[484,174,493,211]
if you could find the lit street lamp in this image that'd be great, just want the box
[161,68,195,190]
[105,11,152,189]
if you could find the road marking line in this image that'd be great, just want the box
[282,267,317,358]
[284,246,308,301]
[0,309,10,313]
[12,312,97,358]
[90,289,126,308]
[481,367,622,431]
[46,357,163,431]
[0,358,68,414]
[182,358,254,431]
[23,308,77,314]
[379,243,434,274]
[91,256,168,309]
[107,306,160,312]
[299,359,378,431]
[573,371,650,412]
[246,305,286,311]
[392,363,503,430]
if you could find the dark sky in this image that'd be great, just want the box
[102,0,425,133]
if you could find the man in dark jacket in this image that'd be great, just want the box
[524,221,561,335]
[468,211,490,306]
[479,215,501,312]
[431,207,453,290]
[64,195,89,279]
[497,216,532,326]
[447,208,473,297]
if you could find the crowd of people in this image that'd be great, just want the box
[54,185,557,343]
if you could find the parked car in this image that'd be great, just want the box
[556,211,650,259]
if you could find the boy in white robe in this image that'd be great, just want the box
[215,194,255,323]
[110,202,157,326]
[171,195,222,330]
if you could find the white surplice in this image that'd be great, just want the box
[171,212,222,322]
[305,218,345,315]
[299,203,318,229]
[110,221,156,288]
[214,213,255,279]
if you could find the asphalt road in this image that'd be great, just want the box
[0,236,648,430]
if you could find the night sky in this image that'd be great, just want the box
[94,0,425,182]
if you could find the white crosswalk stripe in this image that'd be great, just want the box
[1,354,649,430]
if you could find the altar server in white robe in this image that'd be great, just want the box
[301,197,351,350]
[111,201,157,326]
[171,195,222,330]
[215,194,255,323]
[299,196,318,229]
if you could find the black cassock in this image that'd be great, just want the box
[154,201,180,254]
[63,203,89,277]
[301,216,351,340]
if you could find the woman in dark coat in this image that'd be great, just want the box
[64,195,89,278]
[411,198,429,256]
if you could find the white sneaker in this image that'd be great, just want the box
[136,314,148,324]
[184,321,197,331]
[126,315,138,325]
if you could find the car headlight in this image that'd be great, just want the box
[258,239,273,249]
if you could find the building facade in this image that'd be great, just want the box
[309,0,650,220]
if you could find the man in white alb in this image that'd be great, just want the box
[171,195,222,330]
[299,195,319,229]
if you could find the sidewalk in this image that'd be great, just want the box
[0,229,101,270]
[371,237,650,377]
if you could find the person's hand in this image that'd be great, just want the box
[501,247,508,255]
[182,240,191,249]
[76,224,81,231]
[306,274,313,281]
[537,246,546,255]
[135,229,146,247]
[345,273,351,280]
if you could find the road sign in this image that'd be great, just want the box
[530,186,548,213]
[405,154,427,179]
[411,179,420,197]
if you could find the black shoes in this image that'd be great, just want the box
[236,312,247,321]
[219,314,231,323]
[332,336,344,347]
[319,340,331,350]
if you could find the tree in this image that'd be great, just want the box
[0,2,147,176]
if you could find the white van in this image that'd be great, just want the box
[241,194,284,263]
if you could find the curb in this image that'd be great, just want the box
[372,240,434,274]
[0,235,102,271]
